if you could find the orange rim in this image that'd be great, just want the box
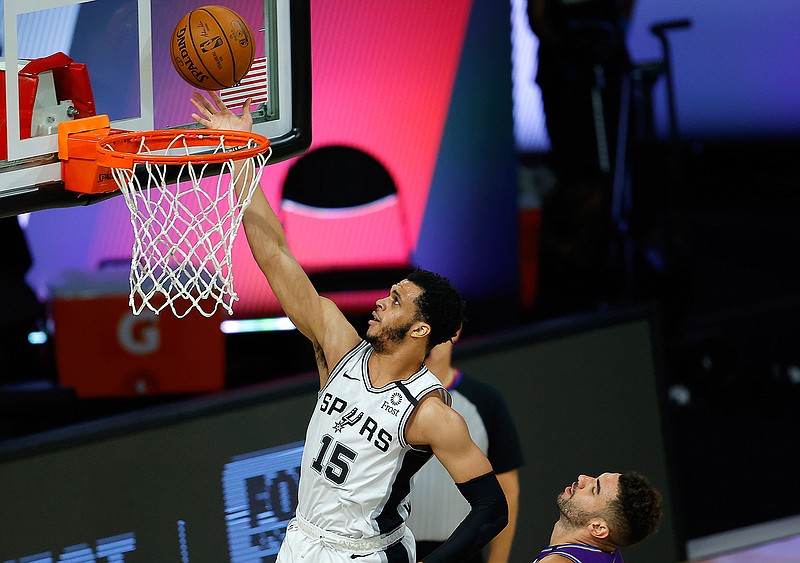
[96,129,271,169]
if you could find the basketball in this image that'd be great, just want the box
[170,5,255,90]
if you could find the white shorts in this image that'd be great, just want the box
[276,516,416,563]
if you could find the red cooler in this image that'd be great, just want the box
[51,271,224,398]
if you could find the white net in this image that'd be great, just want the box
[106,132,270,317]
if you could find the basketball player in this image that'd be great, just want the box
[190,92,508,563]
[533,472,663,563]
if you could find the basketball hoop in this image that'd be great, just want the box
[94,128,271,318]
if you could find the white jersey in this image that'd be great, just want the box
[296,340,449,539]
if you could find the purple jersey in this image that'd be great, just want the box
[533,543,624,563]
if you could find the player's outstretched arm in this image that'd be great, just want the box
[406,398,508,562]
[190,92,359,368]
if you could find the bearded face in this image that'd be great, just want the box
[557,489,598,529]
[365,319,415,353]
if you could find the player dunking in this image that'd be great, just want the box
[190,92,508,563]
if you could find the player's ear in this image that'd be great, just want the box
[588,518,610,539]
[410,322,430,339]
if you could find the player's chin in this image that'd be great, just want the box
[365,324,384,344]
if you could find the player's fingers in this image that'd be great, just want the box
[241,97,253,119]
[188,96,205,116]
[190,112,209,126]
[190,92,215,114]
[210,90,227,110]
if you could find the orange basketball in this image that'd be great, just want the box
[170,5,255,90]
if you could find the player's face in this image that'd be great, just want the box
[366,280,423,344]
[556,473,620,526]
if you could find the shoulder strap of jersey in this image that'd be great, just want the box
[395,374,451,449]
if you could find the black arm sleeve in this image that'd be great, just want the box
[421,471,508,563]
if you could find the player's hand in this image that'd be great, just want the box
[189,91,253,133]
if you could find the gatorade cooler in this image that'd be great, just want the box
[50,270,224,398]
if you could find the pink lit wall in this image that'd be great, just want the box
[23,0,521,318]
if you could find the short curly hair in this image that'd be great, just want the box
[405,268,465,352]
[606,472,663,547]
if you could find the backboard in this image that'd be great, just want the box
[0,0,310,218]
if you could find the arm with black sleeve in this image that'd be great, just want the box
[421,471,509,563]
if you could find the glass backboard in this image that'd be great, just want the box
[0,0,310,217]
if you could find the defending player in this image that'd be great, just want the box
[534,472,663,563]
[190,91,508,563]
